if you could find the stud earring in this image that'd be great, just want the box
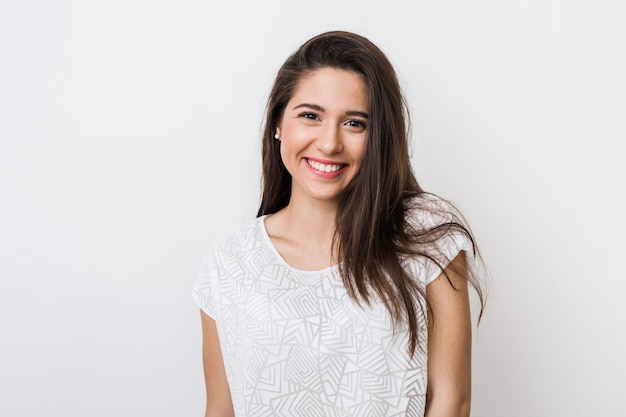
[274,133,280,140]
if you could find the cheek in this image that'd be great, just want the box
[278,142,290,168]
[281,122,306,143]
[278,134,301,171]
[279,125,308,155]
[351,139,368,166]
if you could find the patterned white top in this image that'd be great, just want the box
[193,199,471,417]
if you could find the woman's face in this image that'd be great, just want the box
[277,67,369,206]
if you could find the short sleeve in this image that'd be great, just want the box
[192,250,222,320]
[421,229,473,286]
[406,195,475,286]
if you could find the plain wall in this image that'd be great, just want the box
[1,0,624,416]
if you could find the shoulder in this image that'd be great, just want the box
[214,216,267,257]
[402,193,476,285]
[404,192,461,231]
[200,216,270,271]
[194,216,269,316]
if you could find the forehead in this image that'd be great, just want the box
[288,67,369,110]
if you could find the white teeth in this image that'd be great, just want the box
[307,159,343,173]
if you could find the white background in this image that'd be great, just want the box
[1,1,624,416]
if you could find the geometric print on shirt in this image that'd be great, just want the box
[193,197,471,417]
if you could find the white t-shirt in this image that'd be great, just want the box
[193,198,472,417]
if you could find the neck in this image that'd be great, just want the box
[262,190,342,270]
[281,197,338,246]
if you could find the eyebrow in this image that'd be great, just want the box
[292,103,369,119]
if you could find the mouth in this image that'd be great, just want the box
[305,158,346,173]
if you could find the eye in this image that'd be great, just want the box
[346,119,367,129]
[298,112,319,120]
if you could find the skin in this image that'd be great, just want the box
[425,252,473,417]
[200,312,234,417]
[200,66,472,416]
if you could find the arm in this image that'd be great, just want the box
[200,310,234,417]
[424,251,472,417]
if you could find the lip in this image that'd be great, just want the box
[303,157,347,178]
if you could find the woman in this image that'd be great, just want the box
[194,31,483,417]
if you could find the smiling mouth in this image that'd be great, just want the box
[306,158,346,173]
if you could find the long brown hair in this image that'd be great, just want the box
[257,31,483,355]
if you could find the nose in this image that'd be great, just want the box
[316,125,343,155]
